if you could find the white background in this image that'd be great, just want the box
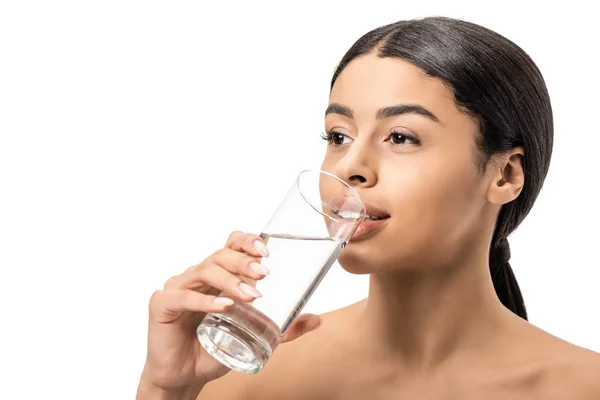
[1,1,598,399]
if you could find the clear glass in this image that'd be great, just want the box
[196,169,366,374]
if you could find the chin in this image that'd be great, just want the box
[337,246,385,275]
[337,240,425,275]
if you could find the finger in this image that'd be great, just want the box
[149,289,235,323]
[165,248,268,293]
[211,247,269,279]
[168,263,262,302]
[281,314,322,343]
[225,231,269,258]
[165,249,261,291]
[176,248,268,286]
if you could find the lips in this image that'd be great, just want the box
[330,195,390,221]
[350,218,389,240]
[362,202,391,221]
[328,195,390,240]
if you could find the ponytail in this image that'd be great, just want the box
[489,237,527,320]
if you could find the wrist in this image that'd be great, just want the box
[137,372,204,400]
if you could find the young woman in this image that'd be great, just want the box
[137,16,600,399]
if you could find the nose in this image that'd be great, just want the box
[335,140,377,189]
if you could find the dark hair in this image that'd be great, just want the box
[331,17,553,320]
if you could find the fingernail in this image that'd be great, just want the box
[213,297,234,306]
[250,261,270,276]
[239,282,262,298]
[253,240,269,257]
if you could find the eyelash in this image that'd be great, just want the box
[320,130,421,148]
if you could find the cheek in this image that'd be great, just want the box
[319,154,342,204]
[318,157,340,206]
[384,153,483,242]
[320,153,336,174]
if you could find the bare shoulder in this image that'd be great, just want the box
[198,301,363,400]
[529,326,600,399]
[548,342,600,398]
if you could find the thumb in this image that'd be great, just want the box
[281,314,322,343]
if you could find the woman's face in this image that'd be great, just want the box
[320,54,494,274]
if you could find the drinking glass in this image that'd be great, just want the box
[197,169,365,374]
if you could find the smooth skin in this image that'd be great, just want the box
[137,55,600,400]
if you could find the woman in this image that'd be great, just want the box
[137,16,600,399]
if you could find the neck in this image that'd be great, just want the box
[357,247,512,371]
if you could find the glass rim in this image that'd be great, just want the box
[295,169,366,225]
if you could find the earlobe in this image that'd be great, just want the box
[486,147,525,205]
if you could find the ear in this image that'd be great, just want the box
[486,146,525,205]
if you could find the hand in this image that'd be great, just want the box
[137,231,322,398]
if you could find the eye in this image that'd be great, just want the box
[321,131,353,146]
[385,131,421,146]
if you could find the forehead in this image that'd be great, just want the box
[329,54,458,121]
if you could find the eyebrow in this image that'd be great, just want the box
[325,102,440,123]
